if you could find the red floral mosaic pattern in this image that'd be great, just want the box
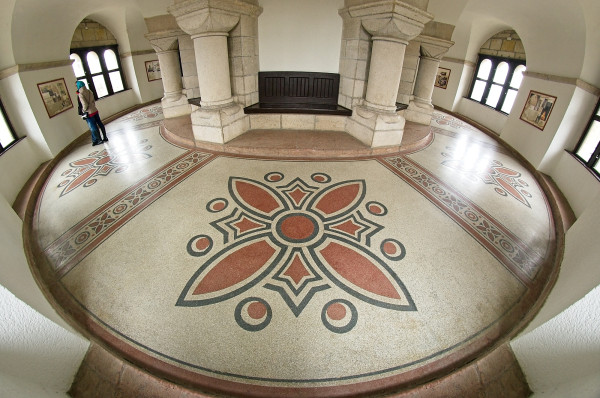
[441,147,532,207]
[57,139,152,197]
[113,105,162,123]
[381,155,545,284]
[45,151,214,277]
[179,173,414,333]
[431,112,480,132]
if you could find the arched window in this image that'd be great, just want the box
[0,98,18,154]
[104,49,124,93]
[468,55,526,114]
[574,99,600,176]
[70,45,126,100]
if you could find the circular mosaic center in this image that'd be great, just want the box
[277,213,319,242]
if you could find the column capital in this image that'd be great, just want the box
[168,0,262,36]
[144,15,185,52]
[416,35,454,59]
[145,33,182,53]
[347,1,433,41]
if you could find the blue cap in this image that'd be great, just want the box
[76,81,85,89]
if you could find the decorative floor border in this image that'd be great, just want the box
[379,155,547,286]
[44,150,215,278]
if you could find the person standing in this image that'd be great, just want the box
[76,81,108,146]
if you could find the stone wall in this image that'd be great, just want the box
[397,40,420,105]
[178,35,200,100]
[71,19,117,49]
[479,30,525,60]
[228,15,260,107]
[338,10,371,110]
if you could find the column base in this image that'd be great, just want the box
[191,103,249,144]
[161,94,192,119]
[345,105,405,147]
[405,99,434,125]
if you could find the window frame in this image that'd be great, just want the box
[70,44,127,100]
[0,97,18,154]
[468,54,526,114]
[573,98,600,178]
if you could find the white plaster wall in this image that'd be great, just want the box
[511,284,600,398]
[522,190,600,333]
[432,60,471,112]
[0,370,68,398]
[18,67,88,157]
[512,181,600,398]
[126,53,165,103]
[455,97,507,134]
[499,77,577,169]
[0,183,89,396]
[538,87,598,173]
[0,0,17,69]
[578,0,600,87]
[548,154,600,218]
[0,284,88,397]
[95,89,140,118]
[0,74,52,160]
[0,138,43,204]
[0,196,75,331]
[258,0,343,73]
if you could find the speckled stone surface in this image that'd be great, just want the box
[26,105,557,397]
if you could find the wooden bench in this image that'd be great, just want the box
[244,71,352,116]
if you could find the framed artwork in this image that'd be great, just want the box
[435,67,451,89]
[37,78,73,118]
[520,90,557,131]
[145,60,162,82]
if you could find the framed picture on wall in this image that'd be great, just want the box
[145,60,162,82]
[434,67,451,89]
[519,90,557,131]
[37,78,73,118]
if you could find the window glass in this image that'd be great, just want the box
[576,121,600,162]
[493,62,509,84]
[0,100,17,151]
[71,45,125,100]
[485,84,503,108]
[109,71,124,92]
[470,80,487,102]
[92,75,108,98]
[70,54,85,77]
[469,55,526,114]
[104,49,119,70]
[87,51,102,74]
[0,110,15,148]
[510,65,526,88]
[477,59,492,79]
[501,89,518,114]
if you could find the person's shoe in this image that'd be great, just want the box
[102,137,109,142]
[92,141,102,146]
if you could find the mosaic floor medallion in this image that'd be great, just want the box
[29,107,557,396]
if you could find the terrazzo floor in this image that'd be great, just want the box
[28,105,556,397]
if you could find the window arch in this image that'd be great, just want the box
[468,55,526,114]
[70,45,126,99]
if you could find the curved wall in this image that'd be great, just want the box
[258,0,343,73]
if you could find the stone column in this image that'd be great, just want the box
[364,36,409,112]
[145,16,191,119]
[169,0,262,144]
[405,32,454,125]
[344,1,433,147]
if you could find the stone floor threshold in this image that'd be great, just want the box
[69,343,531,398]
[160,116,433,158]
